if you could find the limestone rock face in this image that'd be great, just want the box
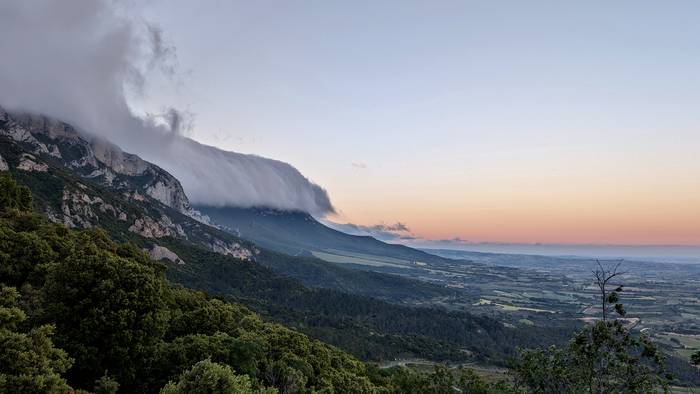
[210,238,256,261]
[0,107,199,218]
[0,107,243,261]
[149,245,185,265]
[128,215,185,239]
[17,153,49,172]
[0,154,8,171]
[144,179,192,216]
[48,189,128,229]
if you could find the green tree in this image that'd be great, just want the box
[511,262,669,393]
[456,367,498,394]
[378,364,498,394]
[0,174,32,212]
[42,229,169,390]
[149,331,265,392]
[423,365,455,394]
[160,359,276,394]
[93,374,119,394]
[0,286,73,393]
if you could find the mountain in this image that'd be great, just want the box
[0,107,252,256]
[0,109,191,211]
[198,205,455,266]
[0,107,449,301]
[1,106,457,272]
[1,108,572,366]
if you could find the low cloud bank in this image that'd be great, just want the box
[0,0,334,215]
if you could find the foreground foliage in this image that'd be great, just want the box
[0,286,73,393]
[1,135,575,367]
[0,175,376,392]
[0,174,683,393]
[510,262,671,393]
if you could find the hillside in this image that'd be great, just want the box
[0,174,449,393]
[0,109,454,302]
[0,109,571,366]
[197,205,458,266]
[1,113,695,390]
[0,175,688,393]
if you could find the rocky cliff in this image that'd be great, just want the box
[0,107,255,260]
[0,107,203,219]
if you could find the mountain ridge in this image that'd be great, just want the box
[0,107,203,220]
[0,108,470,304]
[1,105,460,272]
[197,205,458,267]
[1,110,570,367]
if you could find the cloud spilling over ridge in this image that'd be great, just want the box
[0,0,334,216]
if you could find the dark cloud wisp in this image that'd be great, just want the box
[324,221,415,241]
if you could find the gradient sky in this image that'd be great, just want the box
[136,1,700,245]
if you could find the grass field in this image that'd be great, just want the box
[311,250,410,269]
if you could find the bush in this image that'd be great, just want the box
[160,359,276,394]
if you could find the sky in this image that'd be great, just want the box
[134,1,700,245]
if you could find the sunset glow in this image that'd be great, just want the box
[138,1,700,245]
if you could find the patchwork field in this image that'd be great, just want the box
[314,246,700,349]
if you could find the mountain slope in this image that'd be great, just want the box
[1,109,195,215]
[0,112,450,303]
[0,140,562,364]
[198,206,455,266]
[0,109,575,365]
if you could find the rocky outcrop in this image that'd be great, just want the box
[0,154,8,171]
[0,116,51,155]
[1,108,238,259]
[145,179,192,215]
[210,238,256,261]
[17,153,49,172]
[90,138,149,176]
[50,189,128,228]
[128,215,185,239]
[149,245,185,265]
[0,108,198,217]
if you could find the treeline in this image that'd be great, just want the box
[0,173,519,393]
[0,136,578,365]
[1,174,692,393]
[253,248,457,302]
[0,175,384,392]
[162,237,576,364]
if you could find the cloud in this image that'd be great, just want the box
[324,220,414,241]
[0,0,334,216]
[147,107,195,136]
[146,24,178,78]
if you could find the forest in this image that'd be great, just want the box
[0,174,691,393]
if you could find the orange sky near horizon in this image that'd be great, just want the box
[135,0,700,246]
[329,188,700,245]
[323,137,700,245]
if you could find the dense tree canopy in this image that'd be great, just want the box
[0,286,73,393]
[509,262,671,393]
[160,359,275,394]
[0,174,684,393]
[0,174,384,393]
